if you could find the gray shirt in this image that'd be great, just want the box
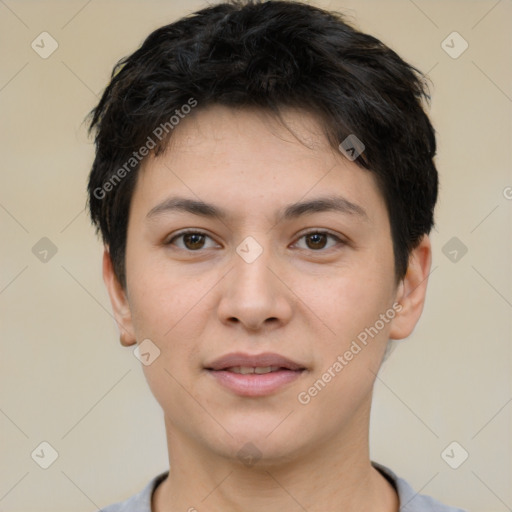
[102,462,467,511]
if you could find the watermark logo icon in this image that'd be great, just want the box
[236,236,263,264]
[441,441,469,469]
[134,339,161,366]
[31,441,59,469]
[237,442,262,467]
[442,237,468,263]
[441,32,468,59]
[31,32,59,59]
[338,134,365,161]
[32,237,58,263]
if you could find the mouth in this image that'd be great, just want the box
[223,366,288,374]
[205,352,306,371]
[205,353,307,397]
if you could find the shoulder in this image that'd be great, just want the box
[101,472,168,512]
[372,462,467,512]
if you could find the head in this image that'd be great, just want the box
[87,0,437,464]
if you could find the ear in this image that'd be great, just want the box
[102,247,137,347]
[389,235,432,340]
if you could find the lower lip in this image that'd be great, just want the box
[207,369,304,397]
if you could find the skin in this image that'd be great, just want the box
[103,105,432,512]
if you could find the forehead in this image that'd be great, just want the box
[159,104,332,169]
[133,105,387,226]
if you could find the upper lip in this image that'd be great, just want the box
[205,352,306,371]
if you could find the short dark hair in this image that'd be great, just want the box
[87,0,438,288]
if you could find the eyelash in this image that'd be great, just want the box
[166,229,345,252]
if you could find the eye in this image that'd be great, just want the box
[166,230,343,252]
[294,230,344,251]
[166,230,219,251]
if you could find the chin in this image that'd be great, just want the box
[205,423,307,467]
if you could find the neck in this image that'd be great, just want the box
[153,400,398,512]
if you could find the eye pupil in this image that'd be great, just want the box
[184,233,205,250]
[306,233,327,249]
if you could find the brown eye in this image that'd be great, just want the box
[183,233,206,250]
[294,231,342,251]
[167,231,218,251]
[305,233,328,250]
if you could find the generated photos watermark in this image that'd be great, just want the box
[297,302,402,405]
[93,97,198,200]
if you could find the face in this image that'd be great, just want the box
[105,105,430,465]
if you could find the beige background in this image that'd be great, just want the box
[1,1,510,510]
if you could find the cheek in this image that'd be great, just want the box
[129,276,206,346]
[126,242,205,335]
[294,275,396,423]
[302,262,395,344]
[126,259,222,390]
[127,270,213,419]
[296,257,397,405]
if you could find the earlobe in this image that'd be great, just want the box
[102,248,137,347]
[389,235,432,341]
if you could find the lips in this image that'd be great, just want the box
[205,352,307,397]
[205,352,305,372]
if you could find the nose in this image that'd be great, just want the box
[216,244,293,332]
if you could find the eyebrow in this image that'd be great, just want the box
[146,195,368,222]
